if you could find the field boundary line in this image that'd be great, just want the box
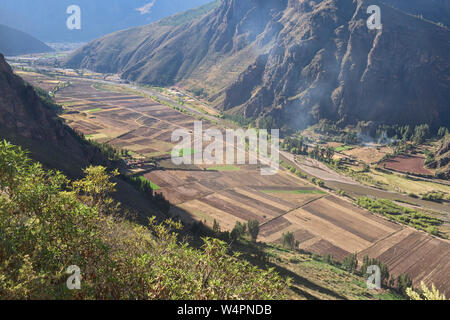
[259,195,327,229]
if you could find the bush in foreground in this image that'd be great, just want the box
[0,140,286,300]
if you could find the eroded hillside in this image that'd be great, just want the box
[65,0,450,131]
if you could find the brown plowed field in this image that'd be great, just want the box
[382,155,433,175]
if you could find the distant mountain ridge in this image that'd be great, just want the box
[0,24,53,56]
[65,0,450,131]
[386,0,450,28]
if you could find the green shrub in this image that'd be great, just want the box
[356,197,442,235]
[0,140,286,300]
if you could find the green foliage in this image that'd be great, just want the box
[222,114,253,128]
[421,191,445,203]
[281,232,295,250]
[213,219,221,235]
[281,136,307,155]
[406,282,447,300]
[424,149,435,165]
[247,220,260,242]
[258,116,277,131]
[230,221,247,242]
[396,273,413,295]
[356,197,442,236]
[189,87,207,98]
[437,127,449,138]
[279,161,307,179]
[311,177,325,188]
[88,140,122,162]
[122,175,154,194]
[413,124,430,144]
[342,253,358,273]
[33,86,63,113]
[0,140,286,299]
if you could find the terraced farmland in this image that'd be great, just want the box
[21,71,450,296]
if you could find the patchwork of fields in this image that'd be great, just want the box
[20,71,450,296]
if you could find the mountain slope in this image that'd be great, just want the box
[0,54,167,220]
[0,53,104,175]
[0,24,53,56]
[385,0,450,28]
[65,0,450,131]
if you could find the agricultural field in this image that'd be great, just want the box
[20,69,450,297]
[381,155,433,175]
[342,146,393,164]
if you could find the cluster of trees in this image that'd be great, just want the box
[229,220,260,242]
[372,123,448,144]
[281,161,308,179]
[281,136,308,155]
[257,115,278,131]
[32,86,63,113]
[88,140,125,162]
[342,253,413,295]
[189,87,207,99]
[356,197,442,236]
[421,191,447,203]
[0,140,286,299]
[120,175,170,214]
[309,145,335,163]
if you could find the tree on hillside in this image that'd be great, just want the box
[342,253,358,273]
[413,124,430,144]
[397,273,413,295]
[230,221,247,241]
[247,220,260,242]
[213,219,221,235]
[325,147,335,161]
[281,232,295,250]
[438,127,449,138]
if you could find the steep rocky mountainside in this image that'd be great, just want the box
[0,54,164,219]
[0,24,53,56]
[65,0,450,131]
[0,54,104,176]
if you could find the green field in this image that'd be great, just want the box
[171,148,197,157]
[87,108,103,113]
[335,145,354,152]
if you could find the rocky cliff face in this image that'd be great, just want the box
[0,54,105,176]
[65,0,450,131]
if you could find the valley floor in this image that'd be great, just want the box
[14,63,450,298]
